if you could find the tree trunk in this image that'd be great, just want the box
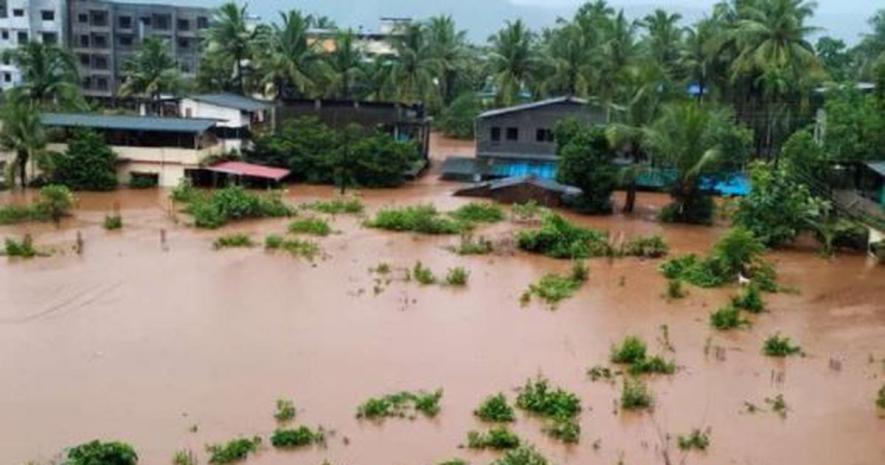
[17,150,28,189]
[623,181,637,213]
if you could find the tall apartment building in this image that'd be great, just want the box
[0,0,67,91]
[67,0,212,99]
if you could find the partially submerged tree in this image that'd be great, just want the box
[555,119,618,214]
[0,100,47,189]
[51,130,119,191]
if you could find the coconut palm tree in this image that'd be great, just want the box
[325,30,365,99]
[1,41,80,110]
[387,22,435,104]
[119,37,184,115]
[642,9,683,76]
[256,9,325,100]
[597,11,641,121]
[487,20,538,106]
[680,19,718,101]
[204,2,259,95]
[0,99,47,189]
[540,23,594,97]
[425,15,469,105]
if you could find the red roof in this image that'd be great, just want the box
[207,161,291,181]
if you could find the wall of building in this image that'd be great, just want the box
[0,0,66,90]
[179,99,248,128]
[476,102,606,159]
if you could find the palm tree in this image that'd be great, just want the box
[425,15,469,105]
[487,20,538,106]
[0,99,47,189]
[680,19,718,101]
[1,41,80,109]
[642,9,683,76]
[326,30,365,99]
[361,58,393,101]
[256,9,325,100]
[387,23,435,104]
[541,23,594,97]
[598,11,641,121]
[119,37,184,115]
[204,2,259,94]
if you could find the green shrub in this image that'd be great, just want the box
[677,429,710,451]
[610,336,647,365]
[265,236,320,260]
[35,185,75,223]
[474,393,516,422]
[365,204,466,234]
[413,261,437,285]
[172,449,197,465]
[413,389,444,416]
[876,385,885,409]
[445,266,469,286]
[4,235,39,258]
[270,426,322,448]
[666,279,686,299]
[516,213,611,259]
[65,440,138,465]
[763,334,802,357]
[467,426,521,450]
[732,285,765,313]
[523,273,583,308]
[206,437,261,464]
[438,459,468,465]
[185,186,294,229]
[710,305,749,330]
[570,260,589,282]
[51,129,118,191]
[586,365,613,382]
[128,173,158,189]
[516,377,581,434]
[170,179,197,203]
[545,415,580,443]
[511,200,543,222]
[0,203,46,225]
[104,213,123,230]
[454,234,493,255]
[288,217,332,236]
[622,235,669,258]
[660,228,774,290]
[492,445,550,465]
[265,234,284,249]
[274,398,296,422]
[629,355,676,375]
[621,377,652,410]
[450,202,506,223]
[356,389,443,420]
[305,197,364,215]
[213,234,253,250]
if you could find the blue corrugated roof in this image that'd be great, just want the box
[41,113,218,133]
[189,93,272,112]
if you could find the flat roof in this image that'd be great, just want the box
[478,96,589,119]
[188,93,273,112]
[206,161,291,181]
[41,113,218,134]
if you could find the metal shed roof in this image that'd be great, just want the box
[478,96,589,119]
[206,161,291,181]
[188,93,273,112]
[41,113,218,133]
[867,161,885,178]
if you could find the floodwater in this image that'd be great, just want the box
[1,134,884,465]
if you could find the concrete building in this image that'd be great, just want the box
[0,0,67,90]
[308,17,411,58]
[179,93,274,153]
[66,0,212,99]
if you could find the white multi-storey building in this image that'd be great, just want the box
[0,0,67,90]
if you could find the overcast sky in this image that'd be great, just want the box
[132,0,878,45]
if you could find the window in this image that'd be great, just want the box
[506,127,519,141]
[78,13,88,23]
[93,34,108,49]
[490,127,501,142]
[4,72,11,83]
[13,9,24,17]
[41,32,58,45]
[118,35,133,47]
[95,77,109,90]
[41,10,55,21]
[119,16,132,29]
[154,14,170,30]
[93,55,108,70]
[79,35,89,47]
[197,17,209,29]
[82,76,92,88]
[1,30,8,40]
[90,10,108,27]
[16,31,28,44]
[177,37,189,49]
[177,19,190,30]
[79,54,90,66]
[536,128,554,143]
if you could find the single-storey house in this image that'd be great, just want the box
[41,112,224,187]
[454,175,581,207]
[179,93,274,153]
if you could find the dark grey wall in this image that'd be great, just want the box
[476,102,605,160]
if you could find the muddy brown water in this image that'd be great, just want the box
[1,135,884,465]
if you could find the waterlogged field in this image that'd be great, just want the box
[1,140,884,465]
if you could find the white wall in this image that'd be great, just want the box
[0,0,65,90]
[180,99,248,128]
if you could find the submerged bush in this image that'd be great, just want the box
[516,213,610,259]
[172,449,197,465]
[0,185,75,225]
[454,234,493,255]
[763,334,802,357]
[523,273,583,308]
[621,377,652,410]
[288,217,332,236]
[732,285,765,313]
[265,235,320,260]
[366,204,466,234]
[274,398,296,422]
[467,426,520,450]
[666,279,687,299]
[610,336,647,365]
[876,385,885,410]
[305,197,364,215]
[184,186,294,229]
[678,429,710,451]
[474,393,516,422]
[621,235,669,258]
[450,202,506,223]
[270,426,323,449]
[356,389,443,420]
[445,266,470,286]
[103,213,123,230]
[206,437,261,464]
[213,234,253,250]
[629,355,676,375]
[492,445,550,465]
[3,235,39,258]
[412,261,437,285]
[66,440,138,465]
[511,200,543,223]
[516,377,581,442]
[710,305,749,330]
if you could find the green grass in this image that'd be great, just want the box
[666,279,687,299]
[356,389,443,420]
[660,228,776,290]
[213,234,254,250]
[467,426,520,450]
[732,285,765,313]
[265,235,320,260]
[621,377,652,410]
[206,437,261,464]
[0,185,75,225]
[763,334,802,357]
[3,235,39,258]
[511,200,543,222]
[172,449,197,465]
[449,202,506,223]
[288,217,332,236]
[677,429,710,451]
[270,426,323,448]
[0,204,46,225]
[522,271,584,308]
[274,398,296,422]
[710,305,750,330]
[305,197,364,215]
[621,235,669,258]
[516,213,611,259]
[182,186,294,229]
[515,377,581,442]
[445,267,470,286]
[876,385,885,410]
[454,234,493,255]
[412,261,437,285]
[103,213,123,230]
[628,355,676,375]
[610,336,647,364]
[492,445,550,465]
[365,204,467,235]
[474,393,516,422]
